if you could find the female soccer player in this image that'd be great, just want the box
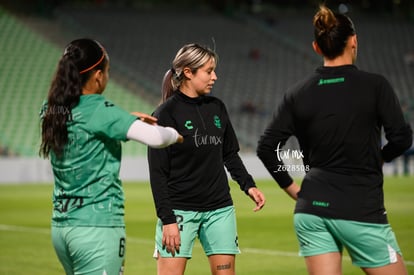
[147,43,266,275]
[39,38,183,275]
[257,5,412,275]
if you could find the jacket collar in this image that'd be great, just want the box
[176,90,205,104]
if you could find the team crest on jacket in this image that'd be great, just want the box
[214,115,221,128]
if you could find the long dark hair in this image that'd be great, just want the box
[313,5,356,59]
[40,38,108,158]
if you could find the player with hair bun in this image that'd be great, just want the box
[257,5,411,275]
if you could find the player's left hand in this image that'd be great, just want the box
[247,187,265,212]
[131,112,158,125]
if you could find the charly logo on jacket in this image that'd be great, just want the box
[184,120,193,130]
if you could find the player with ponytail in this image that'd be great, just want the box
[40,38,182,274]
[148,43,265,275]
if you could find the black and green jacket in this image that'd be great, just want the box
[148,91,256,225]
[257,65,412,224]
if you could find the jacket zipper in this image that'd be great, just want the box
[196,105,207,130]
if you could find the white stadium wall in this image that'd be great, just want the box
[0,154,281,183]
[0,155,276,183]
[0,154,404,184]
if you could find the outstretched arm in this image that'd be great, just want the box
[131,111,158,125]
[126,120,183,148]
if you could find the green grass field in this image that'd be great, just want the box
[0,177,413,274]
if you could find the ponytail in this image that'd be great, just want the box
[160,69,177,104]
[40,38,107,158]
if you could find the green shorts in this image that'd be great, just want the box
[294,213,402,268]
[51,226,126,275]
[154,205,240,258]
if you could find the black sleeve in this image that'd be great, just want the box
[256,93,295,188]
[147,110,176,225]
[377,77,413,162]
[222,105,256,194]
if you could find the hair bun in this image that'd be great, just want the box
[313,5,337,36]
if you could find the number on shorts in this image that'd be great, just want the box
[176,215,184,231]
[119,237,125,257]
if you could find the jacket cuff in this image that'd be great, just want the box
[275,172,294,189]
[243,175,257,195]
[161,214,177,225]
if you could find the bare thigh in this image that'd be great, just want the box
[305,252,342,275]
[156,253,188,275]
[362,254,408,275]
[208,254,235,275]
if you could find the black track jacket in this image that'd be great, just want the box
[148,91,256,225]
[257,65,412,224]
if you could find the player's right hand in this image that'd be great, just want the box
[162,223,181,257]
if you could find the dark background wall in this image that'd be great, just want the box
[1,0,414,20]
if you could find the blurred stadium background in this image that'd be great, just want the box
[0,0,413,182]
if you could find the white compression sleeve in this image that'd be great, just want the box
[126,120,179,148]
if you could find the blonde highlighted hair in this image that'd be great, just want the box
[161,43,218,103]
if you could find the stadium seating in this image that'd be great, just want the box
[0,9,58,156]
[1,3,413,156]
[0,6,155,156]
[50,4,414,151]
